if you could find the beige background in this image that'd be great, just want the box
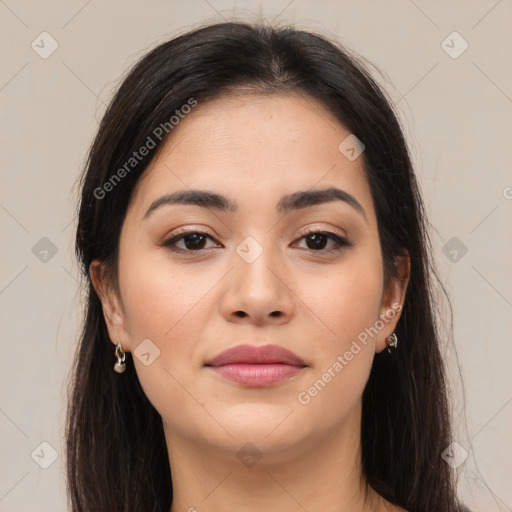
[1,1,511,511]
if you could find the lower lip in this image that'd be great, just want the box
[207,363,304,387]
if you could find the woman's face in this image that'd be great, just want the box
[92,92,409,463]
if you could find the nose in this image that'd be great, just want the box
[220,241,295,326]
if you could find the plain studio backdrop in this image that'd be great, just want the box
[0,1,511,511]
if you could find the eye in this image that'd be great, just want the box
[162,230,220,252]
[294,229,352,253]
[162,228,352,254]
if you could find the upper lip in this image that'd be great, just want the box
[205,344,306,367]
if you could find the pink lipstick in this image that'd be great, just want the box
[204,344,306,387]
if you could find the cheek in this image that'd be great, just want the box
[293,271,381,424]
[119,246,212,341]
[302,250,383,346]
[295,247,383,404]
[117,248,217,417]
[117,231,384,425]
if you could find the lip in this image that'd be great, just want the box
[204,344,307,388]
[204,344,306,367]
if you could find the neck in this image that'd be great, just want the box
[166,401,386,512]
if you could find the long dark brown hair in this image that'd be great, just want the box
[66,20,466,512]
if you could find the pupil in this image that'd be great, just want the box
[182,233,329,251]
[307,233,327,250]
[185,234,206,250]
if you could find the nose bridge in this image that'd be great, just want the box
[234,232,283,295]
[221,231,294,323]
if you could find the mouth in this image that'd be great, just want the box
[204,344,307,388]
[205,363,305,387]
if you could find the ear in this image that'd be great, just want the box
[375,250,410,353]
[89,259,131,352]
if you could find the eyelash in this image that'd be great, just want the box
[162,227,352,255]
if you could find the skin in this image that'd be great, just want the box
[91,91,410,512]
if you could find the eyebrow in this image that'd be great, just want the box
[143,186,367,221]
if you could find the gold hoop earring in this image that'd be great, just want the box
[386,332,398,353]
[114,340,127,373]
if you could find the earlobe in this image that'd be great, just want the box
[376,250,411,353]
[89,259,131,351]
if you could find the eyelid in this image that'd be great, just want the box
[161,226,220,252]
[295,224,347,240]
[165,224,217,239]
[162,223,352,256]
[164,224,348,243]
[292,226,352,253]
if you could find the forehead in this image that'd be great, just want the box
[127,92,374,222]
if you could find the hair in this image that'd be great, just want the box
[66,20,464,512]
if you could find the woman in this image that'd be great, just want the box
[66,21,470,512]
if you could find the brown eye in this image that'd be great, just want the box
[296,230,352,253]
[304,233,330,250]
[163,231,219,252]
